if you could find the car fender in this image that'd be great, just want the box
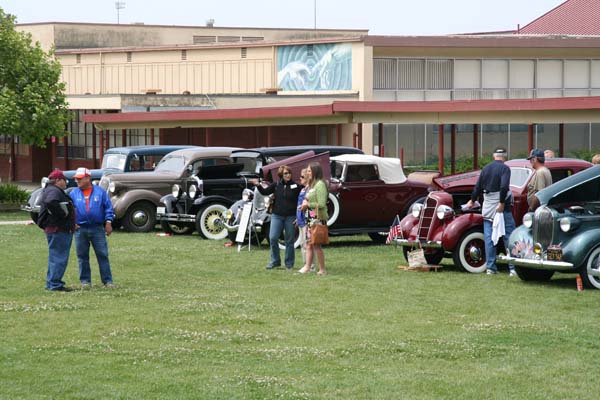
[441,213,484,251]
[112,190,163,220]
[27,187,43,207]
[400,214,419,239]
[192,195,233,209]
[159,194,178,212]
[563,228,600,268]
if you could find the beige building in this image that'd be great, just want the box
[3,0,600,181]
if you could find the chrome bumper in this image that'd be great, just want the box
[21,205,39,213]
[156,211,195,224]
[395,239,442,249]
[497,255,574,271]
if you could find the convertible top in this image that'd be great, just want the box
[331,154,407,184]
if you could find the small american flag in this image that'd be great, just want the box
[386,215,402,245]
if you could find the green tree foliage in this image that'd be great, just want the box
[0,8,70,147]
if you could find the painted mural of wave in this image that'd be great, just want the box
[277,43,352,91]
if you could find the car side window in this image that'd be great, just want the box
[191,158,231,174]
[345,164,379,182]
[551,169,571,183]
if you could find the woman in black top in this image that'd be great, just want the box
[251,165,303,270]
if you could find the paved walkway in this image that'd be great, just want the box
[0,220,33,225]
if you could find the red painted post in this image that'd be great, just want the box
[99,130,104,161]
[150,128,155,145]
[121,129,126,147]
[400,147,404,169]
[358,123,363,150]
[378,123,383,156]
[473,124,479,170]
[528,124,534,153]
[438,124,444,176]
[450,124,456,175]
[91,114,97,169]
[559,123,564,157]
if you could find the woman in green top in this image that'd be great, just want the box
[299,162,328,275]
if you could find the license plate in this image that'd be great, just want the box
[547,246,562,261]
[156,207,165,215]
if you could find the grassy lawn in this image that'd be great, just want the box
[2,224,599,399]
[0,210,31,222]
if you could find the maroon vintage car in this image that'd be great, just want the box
[396,158,592,272]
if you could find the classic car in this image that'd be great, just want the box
[22,145,194,222]
[99,147,239,232]
[497,164,600,289]
[157,145,364,239]
[396,158,592,272]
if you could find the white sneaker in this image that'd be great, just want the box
[509,269,517,277]
[486,269,497,275]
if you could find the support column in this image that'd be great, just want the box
[121,129,127,147]
[64,136,70,171]
[92,117,97,169]
[450,124,456,175]
[336,124,342,146]
[378,123,383,156]
[473,124,479,170]
[438,124,444,176]
[358,123,363,150]
[150,128,155,145]
[559,123,564,157]
[528,124,535,153]
[99,130,104,161]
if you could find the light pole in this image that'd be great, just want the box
[314,0,317,29]
[115,1,126,24]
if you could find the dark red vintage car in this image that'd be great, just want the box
[396,158,592,272]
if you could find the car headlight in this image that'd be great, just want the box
[436,204,454,220]
[533,242,543,255]
[41,177,49,188]
[559,217,580,233]
[242,188,254,202]
[188,184,197,199]
[224,209,233,221]
[411,203,424,218]
[108,180,116,194]
[523,212,533,228]
[172,184,181,198]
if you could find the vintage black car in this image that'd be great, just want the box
[498,165,600,289]
[157,145,364,239]
[22,145,194,222]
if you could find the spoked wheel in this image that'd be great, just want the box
[160,221,193,235]
[453,229,486,273]
[196,203,229,240]
[579,246,600,289]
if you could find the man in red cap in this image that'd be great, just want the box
[70,167,115,288]
[37,169,76,291]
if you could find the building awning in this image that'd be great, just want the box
[83,96,600,129]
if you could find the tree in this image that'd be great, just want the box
[0,7,70,147]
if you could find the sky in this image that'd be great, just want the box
[2,0,566,35]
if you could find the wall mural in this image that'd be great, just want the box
[277,43,352,91]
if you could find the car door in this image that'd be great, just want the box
[335,163,391,227]
[194,157,247,200]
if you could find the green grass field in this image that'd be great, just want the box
[1,223,599,399]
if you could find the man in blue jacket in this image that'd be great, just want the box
[70,167,115,288]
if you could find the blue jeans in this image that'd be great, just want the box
[46,231,73,290]
[75,225,113,284]
[268,214,296,268]
[483,210,516,273]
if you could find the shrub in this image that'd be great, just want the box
[0,183,29,204]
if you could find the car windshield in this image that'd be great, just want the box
[155,156,186,172]
[231,155,263,175]
[510,167,531,187]
[101,153,127,171]
[331,161,344,180]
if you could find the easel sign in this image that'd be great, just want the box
[236,203,253,251]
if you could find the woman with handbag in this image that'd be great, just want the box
[250,165,303,270]
[298,162,329,275]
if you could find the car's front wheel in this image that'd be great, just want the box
[196,203,229,240]
[160,221,194,235]
[122,202,156,232]
[580,246,600,289]
[453,229,487,273]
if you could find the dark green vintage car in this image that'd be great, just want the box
[498,164,600,289]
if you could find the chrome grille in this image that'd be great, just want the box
[533,206,554,247]
[417,196,438,241]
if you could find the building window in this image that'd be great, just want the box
[181,50,187,61]
[126,52,132,62]
[76,54,81,64]
[241,47,247,59]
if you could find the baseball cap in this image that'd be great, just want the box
[73,167,91,179]
[493,147,507,157]
[527,148,545,160]
[48,170,67,180]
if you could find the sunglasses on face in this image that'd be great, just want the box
[283,171,291,175]
[300,176,305,179]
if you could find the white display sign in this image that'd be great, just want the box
[235,203,253,243]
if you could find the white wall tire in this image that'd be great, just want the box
[326,193,339,226]
[580,246,600,289]
[453,229,487,273]
[196,203,229,240]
